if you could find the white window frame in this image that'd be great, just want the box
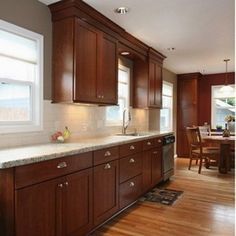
[0,19,43,134]
[106,64,130,126]
[211,84,235,129]
[160,81,173,132]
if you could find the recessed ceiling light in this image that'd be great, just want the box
[167,47,175,51]
[115,7,130,14]
[120,51,130,55]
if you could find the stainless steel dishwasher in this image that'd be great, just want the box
[162,135,175,181]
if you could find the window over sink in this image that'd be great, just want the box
[106,64,130,125]
[0,20,43,134]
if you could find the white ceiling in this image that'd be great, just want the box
[39,0,235,74]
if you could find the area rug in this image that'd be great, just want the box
[139,188,183,205]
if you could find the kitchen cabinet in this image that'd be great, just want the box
[93,160,119,226]
[142,138,163,193]
[15,168,93,236]
[119,141,143,209]
[133,49,165,108]
[51,17,118,105]
[177,73,201,157]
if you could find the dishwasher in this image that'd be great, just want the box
[162,134,175,181]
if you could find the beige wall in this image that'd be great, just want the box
[0,0,52,99]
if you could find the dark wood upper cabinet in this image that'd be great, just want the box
[177,73,201,157]
[51,16,118,105]
[133,49,165,109]
[49,1,166,106]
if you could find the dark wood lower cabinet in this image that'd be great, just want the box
[142,147,163,193]
[119,175,142,209]
[151,148,163,186]
[15,178,59,236]
[93,160,119,226]
[15,169,93,236]
[142,150,152,193]
[63,169,93,236]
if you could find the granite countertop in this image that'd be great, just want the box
[0,131,173,169]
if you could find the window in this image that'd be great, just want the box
[106,65,130,125]
[211,85,235,128]
[160,81,173,132]
[0,20,43,133]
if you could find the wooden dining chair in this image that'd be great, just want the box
[186,127,220,174]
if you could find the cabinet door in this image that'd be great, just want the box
[93,160,119,226]
[15,178,61,236]
[148,61,155,106]
[151,148,163,186]
[97,33,118,104]
[74,19,99,103]
[63,169,93,236]
[154,63,162,108]
[142,150,152,193]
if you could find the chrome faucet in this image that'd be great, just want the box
[122,108,131,134]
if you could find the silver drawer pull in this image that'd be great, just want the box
[104,163,111,169]
[129,158,135,163]
[129,145,135,150]
[158,139,162,143]
[147,141,152,145]
[153,151,158,155]
[57,162,67,169]
[130,182,135,187]
[104,151,111,157]
[58,183,63,188]
[64,182,69,186]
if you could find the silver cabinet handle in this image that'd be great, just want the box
[104,163,111,169]
[64,182,69,186]
[147,141,152,145]
[158,139,162,143]
[104,151,111,157]
[130,182,135,187]
[153,151,158,155]
[58,183,63,188]
[101,95,104,99]
[129,145,135,150]
[57,162,67,169]
[129,158,135,163]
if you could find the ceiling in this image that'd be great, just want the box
[39,0,235,75]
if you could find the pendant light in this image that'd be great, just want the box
[219,59,233,94]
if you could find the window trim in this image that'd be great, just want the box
[0,19,43,134]
[211,84,235,129]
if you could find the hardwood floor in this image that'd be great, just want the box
[92,158,235,236]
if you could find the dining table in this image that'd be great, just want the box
[202,135,235,174]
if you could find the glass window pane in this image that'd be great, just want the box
[211,85,235,128]
[163,83,173,96]
[118,69,128,83]
[162,96,172,108]
[0,29,37,63]
[0,83,31,122]
[0,56,35,82]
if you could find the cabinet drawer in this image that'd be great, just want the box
[93,146,119,165]
[119,175,142,209]
[119,153,142,183]
[119,141,142,158]
[155,137,163,147]
[15,152,93,189]
[143,138,156,151]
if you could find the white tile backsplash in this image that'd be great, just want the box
[0,100,149,149]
